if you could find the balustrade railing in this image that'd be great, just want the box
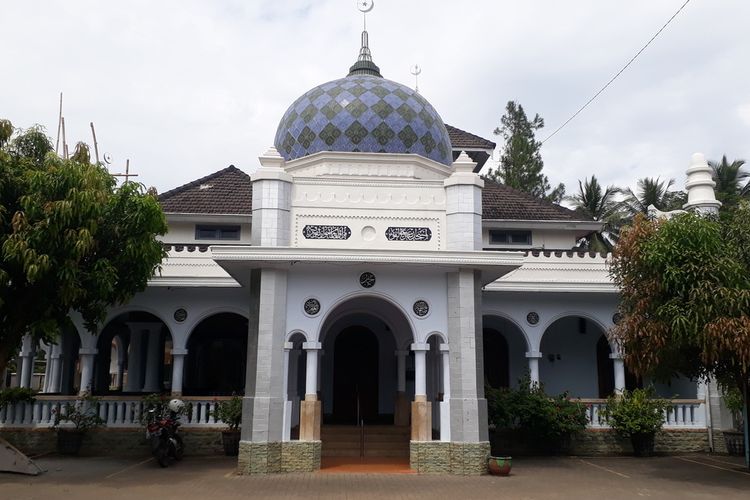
[579,399,707,429]
[0,396,232,428]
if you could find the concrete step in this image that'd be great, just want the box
[321,425,409,458]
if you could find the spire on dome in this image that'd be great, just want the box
[348,0,381,77]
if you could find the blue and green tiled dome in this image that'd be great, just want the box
[273,75,453,166]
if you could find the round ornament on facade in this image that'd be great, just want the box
[526,311,539,326]
[612,312,623,325]
[359,272,376,288]
[361,226,376,241]
[173,308,188,323]
[413,300,429,317]
[303,298,321,316]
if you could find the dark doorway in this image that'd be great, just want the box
[184,313,248,396]
[332,326,379,424]
[483,328,510,389]
[596,335,615,397]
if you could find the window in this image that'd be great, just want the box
[489,230,531,245]
[195,225,241,240]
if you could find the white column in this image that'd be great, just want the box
[303,342,321,399]
[412,343,429,399]
[526,351,542,386]
[142,324,163,392]
[19,335,35,389]
[440,345,451,399]
[41,344,51,392]
[610,354,626,393]
[396,350,408,392]
[47,344,62,393]
[282,342,292,441]
[78,348,97,394]
[170,348,187,396]
[125,326,144,392]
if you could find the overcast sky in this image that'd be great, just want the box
[2,0,749,199]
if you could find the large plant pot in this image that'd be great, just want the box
[488,456,512,476]
[57,430,85,455]
[221,430,241,456]
[723,430,746,456]
[630,433,656,457]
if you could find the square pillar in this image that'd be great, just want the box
[299,342,321,441]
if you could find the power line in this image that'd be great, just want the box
[541,0,692,144]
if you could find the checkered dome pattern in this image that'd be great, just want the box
[274,75,453,166]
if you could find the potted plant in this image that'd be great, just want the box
[721,386,745,456]
[211,395,242,456]
[600,387,670,457]
[51,392,105,455]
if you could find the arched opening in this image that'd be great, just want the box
[596,335,615,398]
[482,315,528,389]
[94,312,172,395]
[184,312,248,396]
[539,315,607,398]
[316,295,415,460]
[332,326,379,424]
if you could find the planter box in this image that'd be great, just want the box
[722,430,746,457]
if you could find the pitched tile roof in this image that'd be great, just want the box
[158,165,252,215]
[481,179,589,221]
[445,124,496,150]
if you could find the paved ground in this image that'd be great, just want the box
[1,454,748,499]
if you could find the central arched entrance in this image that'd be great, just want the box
[332,326,379,424]
[316,295,415,464]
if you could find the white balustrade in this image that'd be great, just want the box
[580,399,706,429]
[0,396,232,428]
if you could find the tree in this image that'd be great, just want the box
[709,155,748,210]
[0,120,167,375]
[566,175,623,252]
[621,177,685,217]
[609,206,750,466]
[486,101,565,203]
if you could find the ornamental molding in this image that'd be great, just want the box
[283,150,453,178]
[302,225,352,240]
[294,177,445,189]
[293,189,446,207]
[385,227,432,242]
[294,214,441,247]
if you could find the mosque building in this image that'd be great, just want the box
[1,12,729,474]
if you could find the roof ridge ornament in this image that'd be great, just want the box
[348,0,382,77]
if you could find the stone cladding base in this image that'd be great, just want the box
[410,441,490,475]
[0,427,224,457]
[236,440,321,474]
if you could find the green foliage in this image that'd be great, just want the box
[567,175,624,251]
[610,208,750,384]
[486,101,565,203]
[621,177,685,217]
[486,377,588,442]
[211,395,243,431]
[0,119,167,375]
[52,392,105,432]
[0,387,37,409]
[722,386,745,431]
[600,388,670,438]
[710,155,748,211]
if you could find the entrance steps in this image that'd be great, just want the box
[321,425,410,457]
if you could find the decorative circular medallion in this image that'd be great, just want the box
[174,308,188,323]
[413,300,429,317]
[304,298,321,316]
[612,312,623,325]
[361,226,376,242]
[526,312,539,326]
[359,272,376,288]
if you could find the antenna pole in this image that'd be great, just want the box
[90,122,100,164]
[55,92,63,154]
[61,116,68,159]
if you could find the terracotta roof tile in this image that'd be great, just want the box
[159,166,252,215]
[482,179,589,221]
[445,124,496,150]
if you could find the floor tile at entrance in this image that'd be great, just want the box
[320,457,414,474]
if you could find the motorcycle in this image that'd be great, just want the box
[145,399,185,467]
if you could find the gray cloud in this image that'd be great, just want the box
[1,0,748,196]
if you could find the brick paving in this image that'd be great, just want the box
[1,454,749,499]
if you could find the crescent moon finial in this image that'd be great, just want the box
[357,0,374,13]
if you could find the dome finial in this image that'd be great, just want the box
[349,1,382,77]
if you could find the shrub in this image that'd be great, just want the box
[52,392,104,432]
[600,387,670,438]
[211,395,242,431]
[721,386,745,431]
[0,387,36,409]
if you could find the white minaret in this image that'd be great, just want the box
[683,152,721,215]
